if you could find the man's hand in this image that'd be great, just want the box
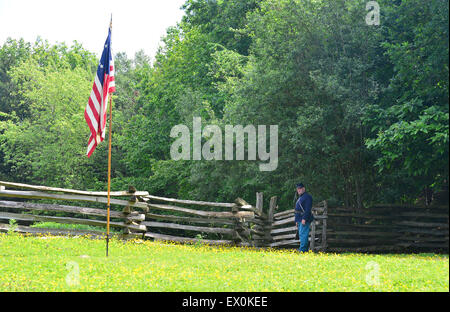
[301,219,306,225]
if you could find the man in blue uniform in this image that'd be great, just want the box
[294,183,313,252]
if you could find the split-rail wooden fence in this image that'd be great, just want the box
[1,181,448,253]
[325,204,449,253]
[0,181,327,249]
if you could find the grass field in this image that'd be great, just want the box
[0,232,448,292]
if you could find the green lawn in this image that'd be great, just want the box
[0,233,448,291]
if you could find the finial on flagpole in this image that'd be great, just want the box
[110,13,112,30]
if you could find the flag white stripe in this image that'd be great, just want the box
[90,89,100,113]
[85,105,99,132]
[94,75,103,102]
[86,136,96,155]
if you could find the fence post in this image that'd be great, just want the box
[322,200,327,251]
[266,196,277,246]
[254,192,264,247]
[256,192,263,215]
[256,192,276,247]
[122,186,146,240]
[310,219,316,251]
[232,199,252,247]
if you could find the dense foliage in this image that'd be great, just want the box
[0,0,448,210]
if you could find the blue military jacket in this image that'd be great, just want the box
[294,192,313,223]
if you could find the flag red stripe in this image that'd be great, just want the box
[86,135,97,158]
[88,98,100,121]
[84,110,97,138]
[92,81,102,107]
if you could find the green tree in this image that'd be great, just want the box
[0,38,32,119]
[0,42,99,189]
[366,0,449,201]
[190,0,385,208]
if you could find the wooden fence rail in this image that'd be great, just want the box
[1,180,448,253]
[324,205,449,253]
[269,200,328,251]
[0,181,323,249]
[0,180,256,246]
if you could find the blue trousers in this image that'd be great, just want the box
[298,221,311,252]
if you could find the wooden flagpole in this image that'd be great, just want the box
[106,95,112,257]
[106,13,113,258]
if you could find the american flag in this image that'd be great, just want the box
[85,23,115,157]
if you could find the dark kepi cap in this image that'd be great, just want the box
[296,183,305,188]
